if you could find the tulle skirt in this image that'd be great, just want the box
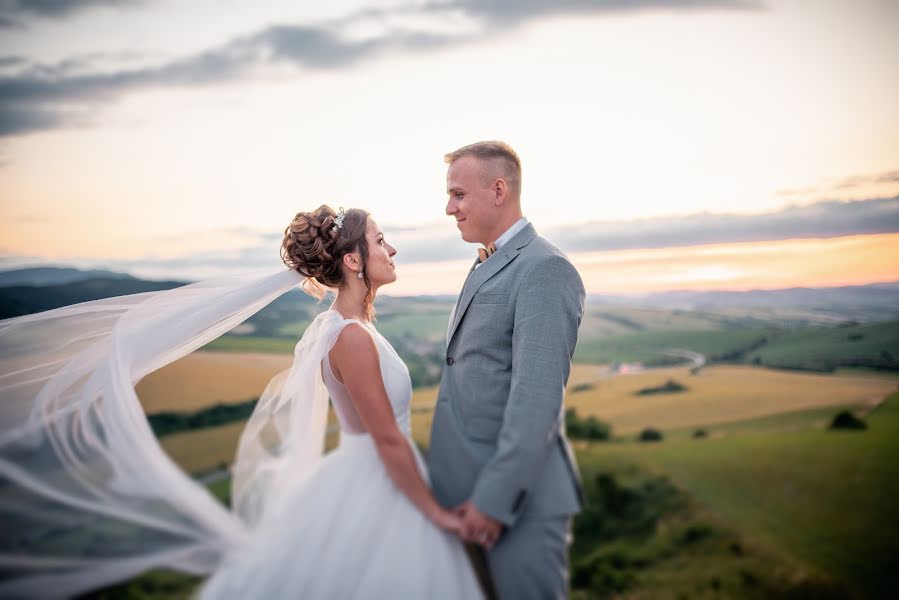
[199,432,484,599]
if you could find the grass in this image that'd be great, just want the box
[569,457,851,600]
[574,319,899,374]
[199,335,297,354]
[574,327,773,365]
[747,320,899,372]
[579,306,732,338]
[374,310,450,342]
[574,391,899,598]
[657,404,863,442]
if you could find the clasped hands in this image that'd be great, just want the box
[450,500,502,550]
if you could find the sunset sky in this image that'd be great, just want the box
[1,0,897,295]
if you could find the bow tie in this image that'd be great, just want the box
[477,243,497,263]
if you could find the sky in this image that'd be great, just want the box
[1,0,897,295]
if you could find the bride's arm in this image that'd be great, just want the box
[329,323,461,534]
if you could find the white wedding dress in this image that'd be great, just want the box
[199,311,484,598]
[0,271,483,599]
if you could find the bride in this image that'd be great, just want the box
[0,205,485,598]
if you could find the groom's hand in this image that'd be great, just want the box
[455,500,502,549]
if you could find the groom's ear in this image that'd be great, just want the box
[493,177,508,206]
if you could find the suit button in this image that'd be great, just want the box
[446,357,455,366]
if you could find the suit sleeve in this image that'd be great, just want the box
[470,254,585,526]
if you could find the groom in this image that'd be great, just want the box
[427,141,586,599]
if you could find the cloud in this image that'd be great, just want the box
[776,169,899,198]
[0,0,142,28]
[0,55,26,67]
[0,102,68,136]
[552,196,899,254]
[1,0,760,137]
[389,196,899,262]
[432,0,762,23]
[834,169,899,190]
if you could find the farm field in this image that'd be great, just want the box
[160,411,342,474]
[564,363,896,435]
[136,351,292,412]
[155,359,897,474]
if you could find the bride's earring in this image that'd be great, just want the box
[357,271,364,279]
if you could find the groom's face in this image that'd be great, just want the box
[446,155,496,245]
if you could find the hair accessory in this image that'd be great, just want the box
[331,207,346,232]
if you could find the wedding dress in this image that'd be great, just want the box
[0,269,482,598]
[199,311,483,598]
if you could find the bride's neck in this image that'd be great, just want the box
[331,281,376,322]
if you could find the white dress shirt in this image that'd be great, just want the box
[474,217,529,270]
[448,217,529,342]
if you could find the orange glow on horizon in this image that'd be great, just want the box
[389,233,899,295]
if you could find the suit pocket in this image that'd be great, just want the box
[466,415,502,443]
[472,293,509,305]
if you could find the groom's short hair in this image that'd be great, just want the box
[444,141,521,198]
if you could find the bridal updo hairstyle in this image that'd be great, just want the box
[281,205,375,318]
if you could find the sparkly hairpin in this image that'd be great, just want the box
[331,207,346,233]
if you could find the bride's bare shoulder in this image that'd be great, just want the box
[329,322,378,381]
[334,321,375,349]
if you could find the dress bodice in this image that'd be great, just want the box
[321,316,413,437]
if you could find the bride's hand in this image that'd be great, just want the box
[432,508,464,536]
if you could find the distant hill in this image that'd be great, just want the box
[589,282,899,324]
[4,267,895,376]
[0,277,189,319]
[0,267,138,287]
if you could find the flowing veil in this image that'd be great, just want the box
[0,268,347,597]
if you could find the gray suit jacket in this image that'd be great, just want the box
[427,223,586,527]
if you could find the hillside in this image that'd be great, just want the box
[3,268,897,377]
[0,277,188,318]
[0,266,137,287]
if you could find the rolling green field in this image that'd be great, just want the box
[200,335,298,354]
[374,307,452,342]
[572,392,899,599]
[574,327,772,365]
[745,320,899,372]
[198,304,899,381]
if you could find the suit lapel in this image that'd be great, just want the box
[446,258,480,344]
[447,224,537,344]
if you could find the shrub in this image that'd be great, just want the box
[639,428,663,442]
[676,523,715,546]
[829,410,867,431]
[566,408,612,441]
[635,379,687,396]
[692,428,708,439]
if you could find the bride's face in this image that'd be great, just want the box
[363,218,397,286]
